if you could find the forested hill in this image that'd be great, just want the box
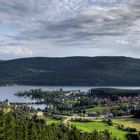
[1,56,140,86]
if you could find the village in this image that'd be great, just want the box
[13,88,140,119]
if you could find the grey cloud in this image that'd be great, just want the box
[0,0,139,58]
[0,0,136,40]
[23,7,134,47]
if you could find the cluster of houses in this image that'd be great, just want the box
[86,95,140,118]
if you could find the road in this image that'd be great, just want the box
[59,115,102,124]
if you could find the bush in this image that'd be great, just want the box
[126,133,140,140]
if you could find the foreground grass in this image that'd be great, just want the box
[70,121,127,140]
[112,117,140,131]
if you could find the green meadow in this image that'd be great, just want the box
[70,121,128,140]
[47,119,62,125]
[42,115,140,140]
[38,115,62,125]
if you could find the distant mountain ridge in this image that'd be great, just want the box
[0,56,140,86]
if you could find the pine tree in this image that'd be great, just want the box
[28,121,38,140]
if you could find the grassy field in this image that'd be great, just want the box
[41,115,140,140]
[47,119,62,125]
[112,117,140,131]
[70,121,127,140]
[86,106,110,113]
[38,115,62,125]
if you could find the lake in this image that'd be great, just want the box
[1,85,140,109]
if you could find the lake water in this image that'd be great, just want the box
[1,85,140,109]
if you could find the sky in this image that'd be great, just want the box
[0,0,140,59]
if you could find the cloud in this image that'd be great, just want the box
[0,0,139,59]
[0,46,33,56]
[19,1,138,43]
[116,40,130,45]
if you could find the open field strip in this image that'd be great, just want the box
[112,117,140,131]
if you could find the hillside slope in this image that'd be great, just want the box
[0,56,140,86]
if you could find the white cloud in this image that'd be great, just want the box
[0,46,33,56]
[116,40,130,45]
